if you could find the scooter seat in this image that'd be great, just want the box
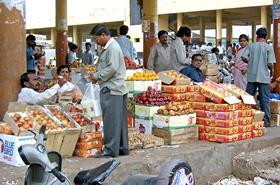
[74,160,120,185]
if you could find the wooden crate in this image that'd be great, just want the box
[59,128,81,157]
[45,129,65,152]
[153,126,198,145]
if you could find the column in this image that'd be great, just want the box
[261,6,268,28]
[267,17,272,40]
[56,0,68,66]
[216,9,222,45]
[143,0,158,68]
[177,13,183,30]
[226,21,232,47]
[199,17,205,42]
[73,26,78,44]
[0,3,26,119]
[123,0,130,26]
[273,0,280,93]
[252,22,256,42]
[51,28,55,48]
[158,14,169,31]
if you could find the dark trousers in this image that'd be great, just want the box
[246,82,271,127]
[100,87,128,157]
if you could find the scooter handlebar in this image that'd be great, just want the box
[51,168,66,182]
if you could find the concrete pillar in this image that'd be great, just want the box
[158,14,169,31]
[0,3,26,119]
[51,28,55,48]
[216,9,222,45]
[177,13,183,30]
[267,17,272,40]
[199,17,205,42]
[261,6,268,28]
[273,0,280,93]
[252,22,256,42]
[143,0,158,68]
[73,26,78,44]
[56,0,68,66]
[124,0,130,26]
[226,21,232,47]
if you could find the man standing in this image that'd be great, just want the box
[242,28,276,127]
[116,25,134,60]
[90,24,129,158]
[82,42,95,65]
[180,54,205,83]
[26,35,36,72]
[147,30,171,73]
[170,26,192,71]
[217,41,225,60]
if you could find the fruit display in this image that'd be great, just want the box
[28,109,61,130]
[124,56,141,69]
[68,103,83,113]
[158,70,191,85]
[0,123,14,135]
[164,71,185,79]
[71,114,92,127]
[157,101,193,116]
[134,86,172,106]
[47,106,76,128]
[10,112,35,130]
[84,65,96,72]
[126,71,159,81]
[70,60,84,68]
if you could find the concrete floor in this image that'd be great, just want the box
[1,127,280,185]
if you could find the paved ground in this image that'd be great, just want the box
[1,127,280,185]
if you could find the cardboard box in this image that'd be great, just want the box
[152,126,198,145]
[153,113,196,129]
[195,110,253,120]
[135,118,153,135]
[238,117,253,125]
[201,63,219,76]
[187,85,201,93]
[205,133,240,143]
[202,118,239,128]
[239,125,253,133]
[158,70,191,85]
[163,93,190,102]
[199,133,206,140]
[134,105,163,119]
[205,126,241,135]
[252,121,264,130]
[204,103,239,112]
[270,100,280,114]
[128,116,135,128]
[189,102,205,110]
[240,132,252,140]
[253,110,265,122]
[161,85,189,94]
[125,80,161,93]
[200,80,241,104]
[0,134,35,166]
[238,103,253,110]
[197,124,205,132]
[252,128,265,138]
[271,114,280,127]
[190,93,207,102]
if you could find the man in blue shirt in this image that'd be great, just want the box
[180,54,205,82]
[26,35,36,72]
[116,25,134,60]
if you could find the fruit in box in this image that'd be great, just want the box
[0,123,14,135]
[48,108,75,128]
[164,71,184,79]
[31,110,61,130]
[68,104,83,113]
[126,71,159,81]
[134,86,172,106]
[157,102,193,116]
[11,113,34,130]
[124,56,140,69]
[71,114,92,127]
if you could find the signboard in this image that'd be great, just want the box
[272,4,280,19]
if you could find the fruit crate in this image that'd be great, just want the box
[3,112,40,136]
[25,106,66,152]
[70,113,96,138]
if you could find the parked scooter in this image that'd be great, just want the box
[18,125,195,185]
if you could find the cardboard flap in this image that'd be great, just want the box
[224,96,242,105]
[7,102,28,112]
[241,95,256,105]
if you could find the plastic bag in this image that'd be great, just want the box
[81,83,102,118]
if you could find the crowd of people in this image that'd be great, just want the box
[22,24,279,158]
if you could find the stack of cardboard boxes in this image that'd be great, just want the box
[270,100,280,127]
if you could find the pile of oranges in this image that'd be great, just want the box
[126,71,159,81]
[164,71,184,79]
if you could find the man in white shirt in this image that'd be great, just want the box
[18,72,67,105]
[217,41,225,60]
[170,26,192,71]
[147,30,171,73]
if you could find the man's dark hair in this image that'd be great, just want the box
[211,47,219,53]
[239,34,249,42]
[85,42,91,47]
[26,34,36,41]
[176,26,191,37]
[57,64,71,75]
[256,28,267,39]
[119,25,129,35]
[20,71,35,88]
[90,24,111,36]
[69,43,78,51]
[158,30,168,38]
[126,35,131,39]
[191,53,203,61]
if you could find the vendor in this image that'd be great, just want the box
[18,71,67,105]
[67,43,78,64]
[179,54,206,83]
[57,64,83,103]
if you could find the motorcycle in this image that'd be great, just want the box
[18,125,195,185]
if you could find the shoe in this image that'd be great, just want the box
[119,149,130,156]
[93,151,114,158]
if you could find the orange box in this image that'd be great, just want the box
[204,103,239,112]
[196,117,206,125]
[199,133,206,140]
[191,93,207,102]
[163,93,188,101]
[236,109,254,118]
[238,117,253,125]
[238,125,253,133]
[204,118,239,128]
[252,121,264,130]
[189,102,205,110]
[187,85,201,93]
[161,85,189,94]
[205,133,240,143]
[252,129,265,138]
[240,132,252,140]
[205,126,240,135]
[197,124,205,132]
[128,116,135,127]
[238,103,253,110]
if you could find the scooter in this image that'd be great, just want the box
[18,125,195,185]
